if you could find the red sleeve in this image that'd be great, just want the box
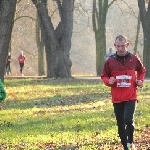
[136,57,146,82]
[18,55,20,61]
[101,61,112,87]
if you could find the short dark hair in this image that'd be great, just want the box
[115,35,127,42]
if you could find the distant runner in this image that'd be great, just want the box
[18,51,26,76]
[5,52,11,75]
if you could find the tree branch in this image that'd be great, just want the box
[17,0,22,3]
[122,0,137,18]
[14,16,36,22]
[55,0,63,20]
[115,1,123,15]
[108,0,117,8]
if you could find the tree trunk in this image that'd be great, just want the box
[95,27,106,76]
[133,13,140,55]
[138,0,150,77]
[0,0,17,82]
[36,13,45,76]
[32,0,73,78]
[92,0,115,76]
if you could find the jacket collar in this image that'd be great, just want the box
[111,52,132,64]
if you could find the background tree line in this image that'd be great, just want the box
[0,0,150,82]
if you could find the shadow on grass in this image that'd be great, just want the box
[4,91,111,110]
[4,78,102,87]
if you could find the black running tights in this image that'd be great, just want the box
[113,100,136,150]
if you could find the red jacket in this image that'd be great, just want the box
[18,55,26,63]
[101,52,146,103]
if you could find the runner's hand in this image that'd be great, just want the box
[109,77,116,85]
[136,80,143,88]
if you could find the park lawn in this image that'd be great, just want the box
[0,78,150,150]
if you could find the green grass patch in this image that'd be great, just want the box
[0,78,149,149]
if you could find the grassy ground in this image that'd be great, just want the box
[0,78,150,150]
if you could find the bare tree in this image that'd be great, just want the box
[0,0,17,82]
[92,0,116,76]
[32,0,74,78]
[138,0,150,77]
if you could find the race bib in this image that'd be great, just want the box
[116,75,132,87]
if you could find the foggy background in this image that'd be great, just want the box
[10,0,143,76]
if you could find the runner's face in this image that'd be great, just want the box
[114,39,129,56]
